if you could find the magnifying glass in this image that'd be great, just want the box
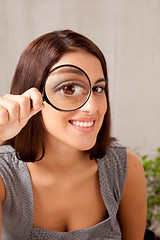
[43,64,91,111]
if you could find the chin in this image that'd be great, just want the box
[76,140,96,151]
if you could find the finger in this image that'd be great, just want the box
[0,105,9,125]
[22,88,43,112]
[0,96,20,123]
[4,94,31,119]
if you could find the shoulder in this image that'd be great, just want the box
[0,144,27,180]
[0,145,23,203]
[119,147,147,212]
[0,146,33,238]
[0,144,15,158]
[0,174,5,203]
[126,148,145,185]
[0,144,21,165]
[102,141,143,175]
[0,145,14,203]
[99,140,127,175]
[97,141,128,203]
[107,140,126,151]
[106,140,127,159]
[0,145,18,172]
[117,150,147,239]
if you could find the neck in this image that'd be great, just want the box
[33,137,91,174]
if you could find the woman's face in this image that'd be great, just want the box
[42,50,107,151]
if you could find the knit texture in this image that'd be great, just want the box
[0,141,127,240]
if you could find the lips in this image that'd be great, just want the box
[69,118,96,131]
[72,120,94,127]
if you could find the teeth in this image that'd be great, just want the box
[72,121,94,127]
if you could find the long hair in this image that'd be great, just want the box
[4,30,112,162]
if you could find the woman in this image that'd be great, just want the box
[0,30,147,239]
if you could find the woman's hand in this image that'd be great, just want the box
[0,88,44,144]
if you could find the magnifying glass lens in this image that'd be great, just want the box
[44,65,91,111]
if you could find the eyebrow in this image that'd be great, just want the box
[94,78,107,84]
[50,68,85,76]
[49,68,107,84]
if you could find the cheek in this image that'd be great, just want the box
[42,105,63,131]
[41,104,72,135]
[98,97,107,127]
[100,96,107,116]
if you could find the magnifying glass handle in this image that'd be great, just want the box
[43,95,46,101]
[30,99,33,108]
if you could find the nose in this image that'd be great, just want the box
[79,92,98,114]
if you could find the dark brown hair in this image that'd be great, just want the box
[4,30,112,162]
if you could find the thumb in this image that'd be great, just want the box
[30,101,45,117]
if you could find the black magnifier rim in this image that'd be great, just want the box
[43,64,91,112]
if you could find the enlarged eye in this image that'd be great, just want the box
[60,84,83,96]
[53,80,89,97]
[92,86,105,93]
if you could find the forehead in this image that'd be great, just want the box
[52,50,104,81]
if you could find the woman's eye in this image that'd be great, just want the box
[60,84,82,96]
[92,86,105,93]
[52,79,89,98]
[55,83,88,96]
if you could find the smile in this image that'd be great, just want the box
[72,121,94,128]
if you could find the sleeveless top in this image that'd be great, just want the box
[0,141,127,240]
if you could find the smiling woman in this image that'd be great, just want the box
[0,30,147,240]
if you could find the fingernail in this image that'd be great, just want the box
[33,104,41,110]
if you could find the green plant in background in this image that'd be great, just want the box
[136,148,160,227]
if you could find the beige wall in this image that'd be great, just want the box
[0,0,160,154]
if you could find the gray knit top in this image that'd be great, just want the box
[0,141,127,240]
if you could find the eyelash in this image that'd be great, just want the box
[92,86,105,93]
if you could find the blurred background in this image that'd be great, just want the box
[0,0,160,154]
